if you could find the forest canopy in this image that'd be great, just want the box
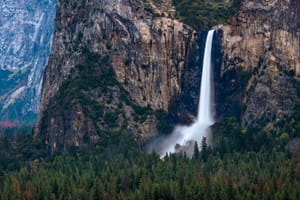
[172,0,242,29]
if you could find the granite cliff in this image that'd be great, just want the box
[35,0,200,151]
[0,0,56,123]
[216,0,300,128]
[36,0,300,151]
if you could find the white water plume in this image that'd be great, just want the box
[156,30,215,156]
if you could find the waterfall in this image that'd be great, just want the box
[156,30,215,157]
[198,30,215,126]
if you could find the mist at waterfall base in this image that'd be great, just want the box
[148,30,215,157]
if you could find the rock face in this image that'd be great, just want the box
[217,0,300,127]
[0,0,56,122]
[36,0,300,151]
[35,0,199,151]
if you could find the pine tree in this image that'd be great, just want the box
[192,141,200,160]
[201,137,208,161]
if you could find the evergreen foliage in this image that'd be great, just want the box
[0,115,299,199]
[172,0,242,29]
[192,141,200,160]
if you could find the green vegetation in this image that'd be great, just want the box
[155,109,174,134]
[173,0,242,29]
[1,111,300,199]
[104,112,120,126]
[0,127,299,199]
[39,47,166,146]
[238,69,252,90]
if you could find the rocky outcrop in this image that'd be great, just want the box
[35,0,199,151]
[217,0,300,127]
[0,0,56,122]
[35,0,300,151]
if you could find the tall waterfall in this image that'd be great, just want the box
[156,30,215,157]
[198,30,215,126]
